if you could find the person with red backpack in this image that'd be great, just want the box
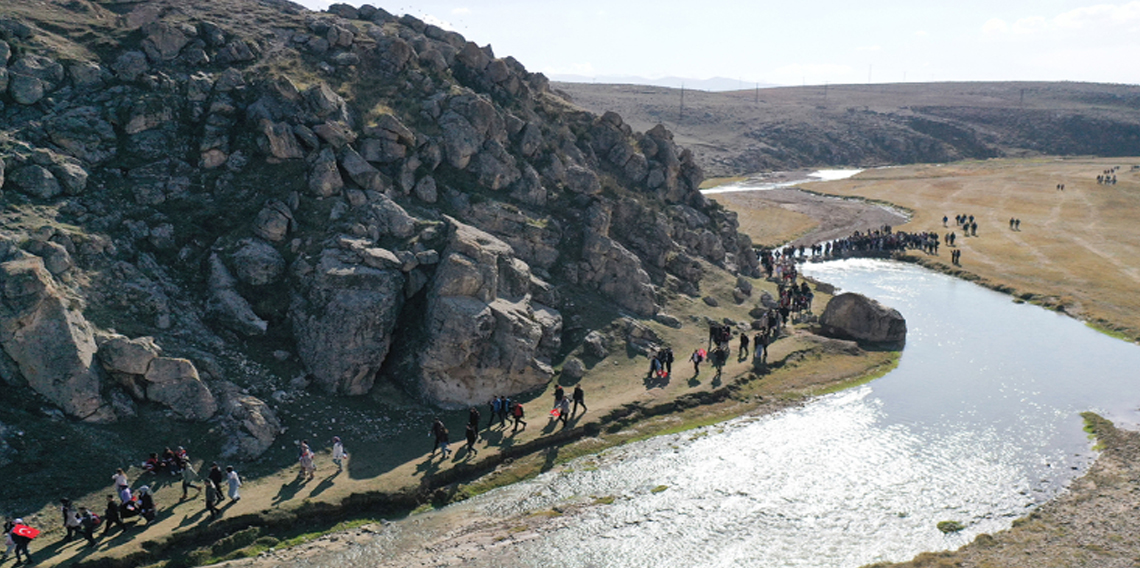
[78,507,100,547]
[511,402,527,433]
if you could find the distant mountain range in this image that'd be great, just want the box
[548,74,781,92]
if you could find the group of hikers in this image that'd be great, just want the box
[1096,167,1118,185]
[2,446,249,563]
[428,386,589,461]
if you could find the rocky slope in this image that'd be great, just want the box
[555,81,1140,176]
[0,0,759,481]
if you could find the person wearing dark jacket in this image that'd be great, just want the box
[102,495,126,536]
[207,463,225,503]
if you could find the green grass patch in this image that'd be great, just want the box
[650,485,669,494]
[810,352,901,396]
[593,495,616,505]
[937,520,965,533]
[1084,321,1137,343]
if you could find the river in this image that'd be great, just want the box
[269,259,1140,568]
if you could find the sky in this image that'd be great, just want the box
[294,0,1140,87]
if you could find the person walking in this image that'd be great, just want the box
[207,463,225,503]
[102,495,125,537]
[9,519,33,565]
[225,466,242,501]
[204,480,221,519]
[553,385,564,409]
[464,423,479,457]
[487,396,501,429]
[559,396,571,427]
[431,418,450,458]
[332,436,349,472]
[60,499,80,542]
[468,407,481,433]
[738,333,750,360]
[77,507,98,547]
[511,402,527,433]
[690,349,703,375]
[112,469,131,504]
[3,518,15,561]
[498,396,510,425]
[137,486,156,524]
[572,385,587,416]
[180,458,201,500]
[298,440,315,480]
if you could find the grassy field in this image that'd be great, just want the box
[799,157,1140,340]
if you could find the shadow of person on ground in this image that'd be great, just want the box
[644,372,671,390]
[271,476,305,506]
[308,471,338,498]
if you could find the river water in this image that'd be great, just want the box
[282,259,1140,568]
[700,169,864,195]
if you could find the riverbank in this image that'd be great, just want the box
[874,413,1140,568]
[16,260,896,568]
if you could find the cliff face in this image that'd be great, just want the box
[0,0,758,437]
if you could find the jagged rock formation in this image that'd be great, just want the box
[819,292,907,345]
[0,0,761,425]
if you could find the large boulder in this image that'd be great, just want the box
[417,218,560,407]
[228,238,285,286]
[205,253,268,336]
[9,165,61,199]
[98,335,162,376]
[819,293,907,345]
[0,258,112,422]
[291,250,406,395]
[217,386,281,461]
[144,357,218,421]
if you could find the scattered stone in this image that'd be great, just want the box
[703,296,719,307]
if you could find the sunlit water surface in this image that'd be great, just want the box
[700,168,864,194]
[291,259,1140,568]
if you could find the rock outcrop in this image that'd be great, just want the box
[417,218,560,407]
[819,293,907,345]
[0,256,111,422]
[0,0,762,422]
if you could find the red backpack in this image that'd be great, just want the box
[513,403,524,418]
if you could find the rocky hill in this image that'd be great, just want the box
[555,81,1140,176]
[0,0,761,510]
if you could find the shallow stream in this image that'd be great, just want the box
[284,259,1140,567]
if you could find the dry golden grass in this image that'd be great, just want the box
[713,192,819,247]
[802,157,1140,339]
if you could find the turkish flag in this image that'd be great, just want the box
[12,524,39,539]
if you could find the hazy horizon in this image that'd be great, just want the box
[294,1,1140,88]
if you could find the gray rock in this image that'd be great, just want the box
[308,147,344,197]
[562,357,586,380]
[732,287,748,304]
[48,160,88,195]
[368,194,417,238]
[0,66,6,94]
[98,335,162,376]
[360,137,406,163]
[565,165,601,195]
[339,145,385,191]
[144,357,217,421]
[216,40,256,64]
[413,175,438,203]
[291,251,405,395]
[252,199,293,242]
[0,258,112,422]
[206,253,268,336]
[23,240,72,274]
[112,51,149,81]
[10,165,61,199]
[819,293,907,345]
[218,389,281,460]
[141,22,192,61]
[9,54,64,89]
[439,110,481,169]
[229,238,285,286]
[260,120,304,159]
[313,121,356,148]
[703,296,719,307]
[736,276,753,295]
[68,61,109,88]
[654,313,683,328]
[8,73,45,105]
[583,330,609,359]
